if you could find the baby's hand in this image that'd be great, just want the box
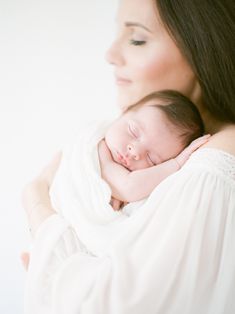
[110,197,123,211]
[175,134,211,168]
[110,197,128,211]
[98,140,113,165]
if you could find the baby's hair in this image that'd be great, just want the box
[126,90,204,147]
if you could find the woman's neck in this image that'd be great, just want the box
[202,117,235,156]
[200,108,230,134]
[195,100,235,154]
[204,118,226,134]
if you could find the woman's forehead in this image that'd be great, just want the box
[116,0,161,31]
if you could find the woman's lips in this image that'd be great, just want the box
[115,75,132,86]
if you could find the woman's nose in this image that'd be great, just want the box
[127,144,140,161]
[105,40,125,66]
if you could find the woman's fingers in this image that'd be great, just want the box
[20,252,30,271]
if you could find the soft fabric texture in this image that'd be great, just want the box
[24,122,235,314]
[49,121,145,255]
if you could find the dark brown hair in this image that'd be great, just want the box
[155,0,235,123]
[127,90,204,147]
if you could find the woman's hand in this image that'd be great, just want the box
[175,134,211,168]
[21,252,30,271]
[22,152,61,213]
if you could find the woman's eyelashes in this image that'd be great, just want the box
[129,39,146,46]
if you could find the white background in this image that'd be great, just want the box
[0,0,118,312]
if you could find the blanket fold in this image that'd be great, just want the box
[50,121,144,255]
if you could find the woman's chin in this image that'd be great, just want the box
[117,88,150,111]
[117,92,137,111]
[116,94,129,111]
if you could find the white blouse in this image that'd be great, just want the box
[24,148,235,314]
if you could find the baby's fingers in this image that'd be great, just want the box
[188,134,211,151]
[110,198,123,211]
[175,134,210,168]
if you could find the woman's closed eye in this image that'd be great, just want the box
[129,39,146,46]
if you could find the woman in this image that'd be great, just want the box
[23,0,235,313]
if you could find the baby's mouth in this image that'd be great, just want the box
[115,151,131,170]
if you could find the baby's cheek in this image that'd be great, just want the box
[132,159,150,171]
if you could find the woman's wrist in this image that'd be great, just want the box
[22,178,56,237]
[22,153,61,237]
[28,202,56,237]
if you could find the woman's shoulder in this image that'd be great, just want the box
[184,147,235,183]
[185,124,235,180]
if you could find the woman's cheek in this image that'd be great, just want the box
[134,51,166,82]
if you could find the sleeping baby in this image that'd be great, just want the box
[98,90,209,210]
[23,89,209,257]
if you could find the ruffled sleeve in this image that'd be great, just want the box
[24,149,235,314]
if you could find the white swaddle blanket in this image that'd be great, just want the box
[50,121,144,256]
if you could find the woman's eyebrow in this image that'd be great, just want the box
[125,22,152,33]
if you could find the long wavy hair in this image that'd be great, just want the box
[155,0,235,123]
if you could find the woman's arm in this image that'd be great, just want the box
[99,135,210,202]
[22,152,62,237]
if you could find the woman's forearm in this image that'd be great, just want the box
[22,178,56,237]
[22,152,61,236]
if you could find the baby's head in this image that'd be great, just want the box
[105,90,204,171]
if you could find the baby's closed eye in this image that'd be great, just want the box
[146,153,156,166]
[128,120,141,140]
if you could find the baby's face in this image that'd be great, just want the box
[105,103,184,171]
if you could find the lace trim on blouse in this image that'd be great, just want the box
[185,148,235,181]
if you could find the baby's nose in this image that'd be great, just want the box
[127,144,140,161]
